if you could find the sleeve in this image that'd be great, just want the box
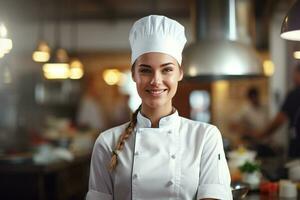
[197,126,233,200]
[86,135,113,200]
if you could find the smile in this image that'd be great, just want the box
[146,89,167,96]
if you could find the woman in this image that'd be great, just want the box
[86,15,232,200]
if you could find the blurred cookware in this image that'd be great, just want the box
[231,181,250,200]
[285,159,300,182]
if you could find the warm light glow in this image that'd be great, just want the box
[263,60,274,76]
[70,59,83,68]
[0,23,8,37]
[0,38,12,54]
[188,65,198,77]
[0,23,12,58]
[69,59,84,79]
[103,69,122,85]
[43,63,70,79]
[32,51,50,62]
[32,41,51,62]
[214,80,229,92]
[69,67,84,79]
[293,51,300,59]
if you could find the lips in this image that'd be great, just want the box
[146,89,167,96]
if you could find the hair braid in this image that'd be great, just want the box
[108,105,141,171]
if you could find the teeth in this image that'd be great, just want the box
[148,89,165,94]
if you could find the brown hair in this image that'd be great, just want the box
[108,105,141,171]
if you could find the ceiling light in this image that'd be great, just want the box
[68,0,84,80]
[263,60,274,76]
[43,48,70,79]
[0,23,13,57]
[293,51,300,59]
[32,41,51,62]
[280,0,300,41]
[69,59,84,79]
[103,69,122,85]
[43,63,70,79]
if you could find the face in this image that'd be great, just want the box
[132,52,183,112]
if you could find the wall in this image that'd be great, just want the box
[269,7,289,150]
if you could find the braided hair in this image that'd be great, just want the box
[108,105,141,171]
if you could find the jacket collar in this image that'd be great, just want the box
[136,109,179,129]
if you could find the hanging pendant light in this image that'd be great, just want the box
[32,0,51,62]
[0,23,13,58]
[43,48,70,79]
[280,0,300,41]
[69,58,84,79]
[69,0,84,80]
[32,41,51,62]
[43,0,70,79]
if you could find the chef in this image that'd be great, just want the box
[86,15,232,200]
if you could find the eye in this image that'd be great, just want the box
[163,67,174,73]
[139,68,152,73]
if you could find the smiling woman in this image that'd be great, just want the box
[86,15,232,200]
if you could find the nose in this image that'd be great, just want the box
[150,71,162,86]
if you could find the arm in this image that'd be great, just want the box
[197,126,233,200]
[86,136,113,200]
[260,112,287,138]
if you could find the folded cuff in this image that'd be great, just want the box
[197,184,232,200]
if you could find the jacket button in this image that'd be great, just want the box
[133,174,138,179]
[168,130,172,134]
[167,180,174,186]
[171,154,176,159]
[134,151,139,156]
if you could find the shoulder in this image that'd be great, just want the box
[179,116,221,138]
[94,122,130,149]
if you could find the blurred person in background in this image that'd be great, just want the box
[76,74,106,132]
[230,87,275,156]
[258,63,300,158]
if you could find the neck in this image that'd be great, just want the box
[141,104,174,128]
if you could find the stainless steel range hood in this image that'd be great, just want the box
[183,0,263,79]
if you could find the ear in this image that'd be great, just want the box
[178,67,183,81]
[131,67,136,82]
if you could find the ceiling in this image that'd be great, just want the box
[0,0,189,22]
[0,0,286,23]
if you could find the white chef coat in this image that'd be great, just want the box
[86,110,232,200]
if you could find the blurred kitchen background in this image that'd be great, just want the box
[0,0,300,199]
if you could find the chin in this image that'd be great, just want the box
[144,100,170,110]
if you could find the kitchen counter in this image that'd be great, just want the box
[246,192,299,200]
[240,156,300,199]
[0,151,91,200]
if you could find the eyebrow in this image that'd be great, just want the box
[161,62,176,67]
[138,62,176,68]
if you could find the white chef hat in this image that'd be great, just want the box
[129,15,187,65]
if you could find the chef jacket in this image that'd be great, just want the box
[86,111,232,200]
